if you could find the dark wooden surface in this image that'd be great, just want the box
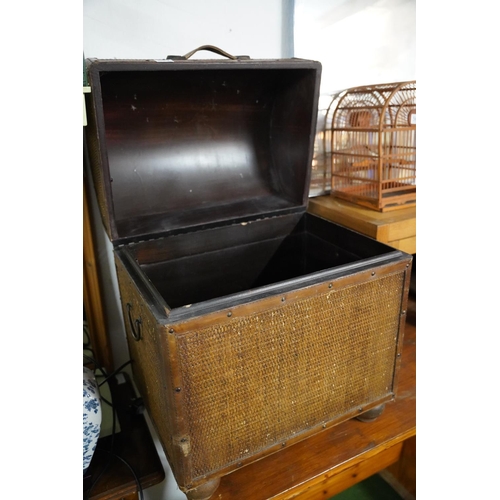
[209,297,416,500]
[86,60,321,244]
[83,373,165,500]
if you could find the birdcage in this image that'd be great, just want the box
[324,81,416,211]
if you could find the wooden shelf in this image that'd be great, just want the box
[308,195,416,254]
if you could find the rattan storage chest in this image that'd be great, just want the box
[84,48,412,499]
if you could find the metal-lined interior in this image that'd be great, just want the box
[139,223,362,309]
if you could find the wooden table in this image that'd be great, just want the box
[211,299,416,499]
[307,195,416,254]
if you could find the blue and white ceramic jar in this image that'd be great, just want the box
[83,367,102,474]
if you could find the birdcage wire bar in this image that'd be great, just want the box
[324,81,416,211]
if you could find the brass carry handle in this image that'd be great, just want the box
[126,302,142,341]
[168,45,250,61]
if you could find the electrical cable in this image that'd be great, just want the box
[83,353,106,375]
[98,359,132,388]
[95,449,145,500]
[83,354,114,407]
[83,321,92,348]
[83,353,116,499]
[84,370,117,500]
[83,336,142,499]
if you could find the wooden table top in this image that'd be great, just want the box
[211,298,416,500]
[308,195,416,254]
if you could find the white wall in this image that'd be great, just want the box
[84,0,285,60]
[294,0,416,94]
[294,0,416,195]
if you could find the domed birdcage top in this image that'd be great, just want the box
[320,80,416,212]
[330,81,416,131]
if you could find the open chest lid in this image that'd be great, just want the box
[85,46,322,245]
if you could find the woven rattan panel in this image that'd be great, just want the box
[115,261,178,472]
[176,271,405,479]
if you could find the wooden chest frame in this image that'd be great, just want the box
[84,48,412,499]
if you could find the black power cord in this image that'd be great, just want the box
[95,449,145,500]
[98,359,132,388]
[83,353,143,500]
[83,355,118,500]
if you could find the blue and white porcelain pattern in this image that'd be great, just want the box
[83,367,102,473]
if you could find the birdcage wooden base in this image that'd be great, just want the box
[331,188,416,212]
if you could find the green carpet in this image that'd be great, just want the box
[329,474,403,500]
